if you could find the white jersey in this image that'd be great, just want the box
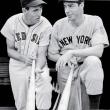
[1,13,52,66]
[1,13,52,110]
[49,14,109,58]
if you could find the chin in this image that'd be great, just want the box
[67,15,74,20]
[68,17,75,21]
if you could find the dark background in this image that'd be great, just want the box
[0,0,110,109]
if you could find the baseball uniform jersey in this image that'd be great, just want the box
[1,13,52,110]
[48,14,109,95]
[49,14,109,55]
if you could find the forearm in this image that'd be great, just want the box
[36,55,46,69]
[70,44,104,58]
[7,48,25,62]
[48,52,61,62]
[6,39,27,63]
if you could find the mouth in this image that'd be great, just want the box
[35,17,40,20]
[66,14,72,17]
[67,15,72,19]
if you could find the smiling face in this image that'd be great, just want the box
[63,0,84,21]
[22,5,43,26]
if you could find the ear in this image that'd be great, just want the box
[22,8,27,13]
[80,2,84,9]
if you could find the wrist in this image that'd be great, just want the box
[68,50,74,57]
[70,50,77,57]
[19,54,25,63]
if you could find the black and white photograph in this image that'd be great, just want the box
[0,0,110,110]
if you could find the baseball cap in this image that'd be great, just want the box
[58,0,83,3]
[20,0,47,8]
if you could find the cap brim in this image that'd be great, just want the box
[58,0,79,2]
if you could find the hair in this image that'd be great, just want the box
[78,0,84,4]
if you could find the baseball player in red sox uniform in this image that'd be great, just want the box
[0,0,53,110]
[48,0,109,109]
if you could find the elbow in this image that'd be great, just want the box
[97,50,103,58]
[96,45,104,58]
[97,53,103,58]
[7,47,15,58]
[7,48,11,58]
[48,52,52,60]
[47,52,57,62]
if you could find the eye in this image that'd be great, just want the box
[64,5,67,8]
[69,4,77,8]
[33,9,39,12]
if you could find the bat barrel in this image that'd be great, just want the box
[26,60,36,110]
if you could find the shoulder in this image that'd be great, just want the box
[40,16,52,27]
[54,17,67,26]
[5,13,23,25]
[53,17,68,29]
[85,14,103,22]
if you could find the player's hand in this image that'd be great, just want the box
[21,55,36,65]
[72,70,78,80]
[56,50,73,72]
[35,68,44,82]
[35,68,44,74]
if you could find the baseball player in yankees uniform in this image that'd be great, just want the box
[48,0,109,109]
[0,0,53,110]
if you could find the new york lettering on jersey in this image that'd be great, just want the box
[58,35,91,48]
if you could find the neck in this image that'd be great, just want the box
[70,14,85,27]
[22,14,35,26]
[22,14,29,25]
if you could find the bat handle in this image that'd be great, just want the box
[52,93,61,110]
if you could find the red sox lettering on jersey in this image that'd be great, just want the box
[15,32,39,44]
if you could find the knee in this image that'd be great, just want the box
[42,82,53,94]
[84,56,102,67]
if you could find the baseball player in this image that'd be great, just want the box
[48,0,109,109]
[0,0,53,110]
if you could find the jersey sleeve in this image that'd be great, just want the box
[38,26,52,47]
[91,16,109,47]
[48,24,60,54]
[0,17,15,41]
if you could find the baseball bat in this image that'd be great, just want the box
[57,65,74,110]
[52,92,61,110]
[26,60,36,110]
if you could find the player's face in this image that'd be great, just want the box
[63,1,84,21]
[24,5,43,25]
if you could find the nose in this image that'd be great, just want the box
[65,6,70,14]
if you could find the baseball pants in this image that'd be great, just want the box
[58,56,104,95]
[9,59,52,110]
[57,56,104,110]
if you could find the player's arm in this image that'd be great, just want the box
[48,22,62,63]
[70,44,104,58]
[6,39,34,65]
[48,34,61,62]
[48,52,61,62]
[56,44,104,71]
[35,45,48,73]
